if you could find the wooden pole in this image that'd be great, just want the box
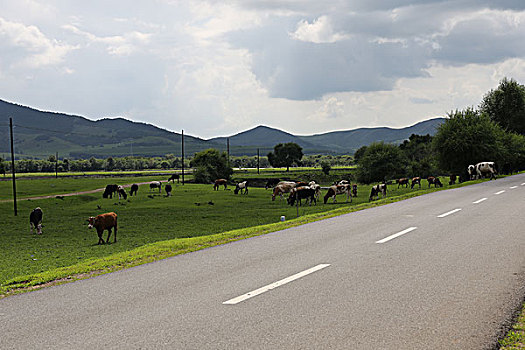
[9,118,17,216]
[227,138,230,168]
[55,152,58,178]
[257,148,260,174]
[181,130,184,185]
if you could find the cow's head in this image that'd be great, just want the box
[87,217,96,229]
[467,165,475,175]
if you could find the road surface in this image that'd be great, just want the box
[1,174,524,349]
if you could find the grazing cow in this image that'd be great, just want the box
[102,184,119,199]
[308,181,322,200]
[165,183,173,196]
[29,207,43,234]
[87,212,118,245]
[234,181,248,194]
[130,184,139,196]
[427,176,443,188]
[369,184,387,201]
[214,179,228,190]
[117,185,127,200]
[150,181,162,193]
[467,165,477,180]
[474,162,497,180]
[288,187,316,206]
[397,178,409,188]
[324,184,352,204]
[411,177,421,189]
[336,180,350,186]
[168,174,180,183]
[295,181,309,187]
[265,178,280,190]
[352,184,358,197]
[271,181,297,201]
[449,175,457,185]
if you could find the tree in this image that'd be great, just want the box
[320,161,331,175]
[432,108,505,177]
[479,77,525,135]
[190,148,233,184]
[353,145,368,164]
[0,157,5,176]
[356,142,406,184]
[399,134,438,177]
[267,142,303,171]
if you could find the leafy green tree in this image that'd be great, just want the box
[479,77,525,135]
[399,134,438,177]
[320,161,331,175]
[190,148,233,183]
[353,145,367,164]
[356,142,406,184]
[267,142,303,171]
[0,157,5,176]
[105,157,115,171]
[432,108,505,176]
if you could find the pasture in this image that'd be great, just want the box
[0,172,461,295]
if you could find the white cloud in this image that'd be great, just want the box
[290,16,349,43]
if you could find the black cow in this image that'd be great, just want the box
[288,187,316,206]
[165,183,173,196]
[168,174,180,183]
[30,207,43,234]
[130,184,139,196]
[103,184,119,199]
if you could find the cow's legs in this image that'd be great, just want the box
[106,228,112,244]
[97,230,105,244]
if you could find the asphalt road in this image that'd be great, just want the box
[1,174,525,349]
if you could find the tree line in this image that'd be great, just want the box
[354,77,525,183]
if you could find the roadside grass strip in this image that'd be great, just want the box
[499,302,525,349]
[223,264,330,305]
[437,208,462,218]
[375,227,417,244]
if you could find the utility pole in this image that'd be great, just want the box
[257,148,260,174]
[181,130,184,185]
[227,138,230,168]
[55,152,58,178]
[9,118,17,216]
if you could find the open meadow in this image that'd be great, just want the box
[1,169,457,293]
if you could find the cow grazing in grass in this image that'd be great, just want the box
[427,176,443,188]
[324,184,352,204]
[234,181,248,194]
[29,207,43,234]
[87,212,118,244]
[449,175,457,185]
[288,187,316,206]
[272,181,296,201]
[369,184,387,201]
[168,174,180,183]
[117,186,127,200]
[397,178,409,188]
[467,165,476,180]
[308,181,322,200]
[474,162,498,180]
[214,179,228,190]
[411,177,421,189]
[165,183,173,196]
[130,184,139,196]
[150,181,162,193]
[265,178,280,190]
[103,184,119,199]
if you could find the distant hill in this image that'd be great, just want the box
[0,99,445,159]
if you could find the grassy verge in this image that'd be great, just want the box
[499,303,525,349]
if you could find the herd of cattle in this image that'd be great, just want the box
[27,161,498,244]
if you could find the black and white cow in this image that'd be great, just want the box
[473,162,498,180]
[234,181,248,194]
[117,185,127,200]
[150,181,162,193]
[369,183,387,201]
[30,207,43,234]
[324,184,352,204]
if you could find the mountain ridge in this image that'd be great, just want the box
[0,99,445,158]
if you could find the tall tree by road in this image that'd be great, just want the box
[267,142,303,171]
[479,77,525,135]
[190,148,233,183]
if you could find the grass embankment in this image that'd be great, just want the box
[499,304,525,349]
[0,175,470,297]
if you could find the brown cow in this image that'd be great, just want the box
[397,178,409,188]
[88,212,118,245]
[214,179,228,190]
[449,175,457,185]
[411,177,421,189]
[427,176,443,188]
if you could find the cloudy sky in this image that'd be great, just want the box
[1,1,525,139]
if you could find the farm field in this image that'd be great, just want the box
[0,170,456,294]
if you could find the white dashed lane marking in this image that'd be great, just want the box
[223,264,331,305]
[510,186,518,189]
[437,208,462,218]
[494,190,505,195]
[375,227,418,244]
[473,198,487,204]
